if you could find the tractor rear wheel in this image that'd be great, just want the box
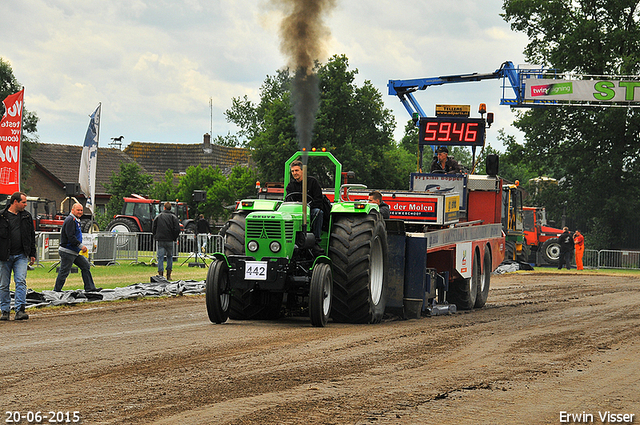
[329,213,388,324]
[541,238,561,265]
[222,212,247,256]
[107,218,139,250]
[107,217,139,233]
[309,263,332,327]
[206,260,230,324]
[81,218,99,233]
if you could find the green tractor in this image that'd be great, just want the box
[206,151,388,327]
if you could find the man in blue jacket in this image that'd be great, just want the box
[53,203,101,292]
[0,192,36,321]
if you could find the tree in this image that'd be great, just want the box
[225,55,408,189]
[175,164,257,222]
[150,169,179,202]
[1,58,39,188]
[501,0,640,249]
[103,162,154,218]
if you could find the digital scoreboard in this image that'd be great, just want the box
[418,117,486,147]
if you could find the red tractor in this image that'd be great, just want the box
[523,206,564,265]
[106,194,194,233]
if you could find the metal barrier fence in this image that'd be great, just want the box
[35,232,223,266]
[35,232,640,271]
[582,249,640,270]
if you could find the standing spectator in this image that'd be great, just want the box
[557,227,574,270]
[54,203,101,293]
[0,192,36,321]
[196,214,211,254]
[574,230,585,271]
[367,191,390,219]
[152,202,181,280]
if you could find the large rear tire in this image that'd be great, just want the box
[206,260,230,324]
[309,263,332,327]
[107,217,139,233]
[329,213,388,324]
[475,248,491,308]
[541,238,561,265]
[81,218,99,233]
[222,212,247,256]
[107,217,139,250]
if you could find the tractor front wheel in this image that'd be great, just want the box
[206,260,230,324]
[309,263,332,327]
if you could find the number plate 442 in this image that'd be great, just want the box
[245,261,267,280]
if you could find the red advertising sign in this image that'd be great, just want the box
[0,89,24,193]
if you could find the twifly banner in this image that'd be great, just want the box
[78,104,101,213]
[0,89,24,194]
[525,79,640,103]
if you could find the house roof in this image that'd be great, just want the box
[30,143,139,194]
[123,141,251,177]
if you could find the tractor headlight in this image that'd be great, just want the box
[247,240,259,252]
[269,241,281,253]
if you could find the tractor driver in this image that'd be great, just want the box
[285,160,324,254]
[430,146,462,174]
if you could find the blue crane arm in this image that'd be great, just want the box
[388,61,525,118]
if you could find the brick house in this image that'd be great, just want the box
[124,134,251,180]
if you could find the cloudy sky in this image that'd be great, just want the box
[1,0,529,151]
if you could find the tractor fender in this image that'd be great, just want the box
[312,255,332,270]
[211,253,230,268]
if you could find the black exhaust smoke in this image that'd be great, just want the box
[274,0,336,161]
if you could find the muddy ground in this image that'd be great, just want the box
[1,272,639,425]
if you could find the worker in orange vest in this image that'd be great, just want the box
[574,230,584,270]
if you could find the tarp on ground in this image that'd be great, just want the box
[8,279,206,310]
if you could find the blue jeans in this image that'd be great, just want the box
[157,241,174,273]
[54,250,97,291]
[0,254,29,312]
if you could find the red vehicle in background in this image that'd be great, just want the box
[523,206,563,265]
[106,194,194,233]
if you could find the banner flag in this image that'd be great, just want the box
[525,79,640,103]
[78,103,101,213]
[0,89,24,194]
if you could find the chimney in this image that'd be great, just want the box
[203,133,212,153]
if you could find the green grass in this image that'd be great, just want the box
[23,258,210,292]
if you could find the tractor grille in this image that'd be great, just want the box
[246,220,295,243]
[284,222,294,242]
[246,220,282,239]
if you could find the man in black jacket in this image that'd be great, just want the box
[0,192,36,320]
[557,227,574,270]
[152,202,181,280]
[285,160,324,252]
[368,191,390,219]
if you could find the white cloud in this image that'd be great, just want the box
[1,0,528,149]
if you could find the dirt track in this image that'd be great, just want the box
[2,272,640,425]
